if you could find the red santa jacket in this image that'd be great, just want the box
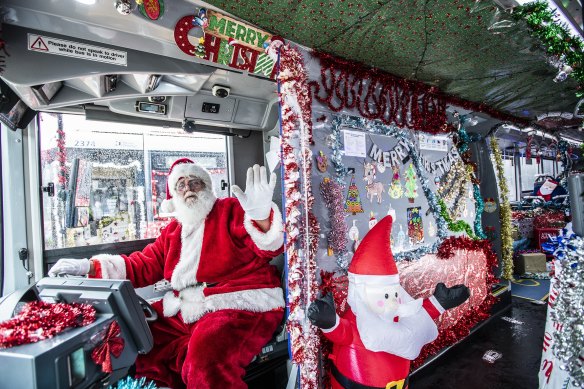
[91,197,285,323]
[323,299,441,389]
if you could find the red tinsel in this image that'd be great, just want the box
[411,237,500,368]
[56,117,67,186]
[319,270,349,315]
[309,51,529,132]
[0,300,96,349]
[91,320,125,373]
[534,211,566,228]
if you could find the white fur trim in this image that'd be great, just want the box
[163,286,285,324]
[160,198,175,213]
[429,295,446,314]
[168,163,213,198]
[243,203,284,252]
[348,272,400,286]
[92,254,126,279]
[170,223,205,291]
[321,314,340,333]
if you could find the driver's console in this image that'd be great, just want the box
[0,278,154,389]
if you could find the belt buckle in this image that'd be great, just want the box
[385,380,404,389]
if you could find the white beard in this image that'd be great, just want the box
[347,283,436,359]
[173,188,216,228]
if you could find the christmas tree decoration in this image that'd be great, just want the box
[490,136,514,280]
[137,0,164,20]
[194,37,206,58]
[345,174,364,215]
[368,211,378,230]
[388,165,404,199]
[363,161,385,204]
[407,207,424,245]
[316,150,328,173]
[403,163,419,203]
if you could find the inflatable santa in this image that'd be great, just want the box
[308,216,470,389]
[49,158,285,389]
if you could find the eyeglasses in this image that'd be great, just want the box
[176,178,205,193]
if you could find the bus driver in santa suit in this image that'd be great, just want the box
[49,158,286,389]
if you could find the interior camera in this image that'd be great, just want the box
[212,85,230,98]
[182,118,197,133]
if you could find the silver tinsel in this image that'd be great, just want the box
[551,234,584,387]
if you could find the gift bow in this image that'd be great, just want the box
[91,321,125,373]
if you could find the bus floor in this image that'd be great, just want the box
[409,297,547,389]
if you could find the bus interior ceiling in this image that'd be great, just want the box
[0,1,584,388]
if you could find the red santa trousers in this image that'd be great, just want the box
[135,299,284,389]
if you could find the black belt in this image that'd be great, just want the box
[330,363,404,389]
[193,282,218,288]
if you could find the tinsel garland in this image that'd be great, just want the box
[0,301,96,349]
[329,114,448,261]
[109,377,158,389]
[437,161,471,219]
[490,136,514,280]
[412,236,499,368]
[453,115,486,239]
[512,1,584,96]
[320,178,349,264]
[548,233,584,386]
[57,114,67,187]
[438,199,478,240]
[279,44,321,389]
[308,52,529,129]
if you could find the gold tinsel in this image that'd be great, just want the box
[490,136,514,280]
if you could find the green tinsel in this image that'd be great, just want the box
[512,1,584,96]
[438,199,478,240]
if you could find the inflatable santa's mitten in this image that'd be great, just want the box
[308,216,470,389]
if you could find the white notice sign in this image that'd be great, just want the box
[419,134,449,152]
[28,34,127,66]
[343,130,367,157]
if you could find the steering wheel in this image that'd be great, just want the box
[136,295,158,322]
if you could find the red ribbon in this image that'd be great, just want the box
[91,321,125,373]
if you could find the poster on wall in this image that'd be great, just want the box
[310,114,476,269]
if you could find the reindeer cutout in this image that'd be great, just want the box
[363,161,384,204]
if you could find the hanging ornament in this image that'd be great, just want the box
[138,0,164,20]
[327,246,333,256]
[484,197,497,213]
[377,155,386,173]
[316,150,328,173]
[395,224,406,251]
[462,202,469,218]
[428,220,436,237]
[387,204,396,221]
[193,7,209,28]
[115,0,133,15]
[388,165,403,199]
[407,207,424,245]
[368,211,378,230]
[403,163,419,203]
[363,161,385,204]
[348,220,360,252]
[345,174,364,215]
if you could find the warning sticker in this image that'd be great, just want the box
[28,34,127,66]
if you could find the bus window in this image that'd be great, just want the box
[38,112,228,250]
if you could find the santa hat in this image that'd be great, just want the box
[160,158,213,213]
[348,215,398,285]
